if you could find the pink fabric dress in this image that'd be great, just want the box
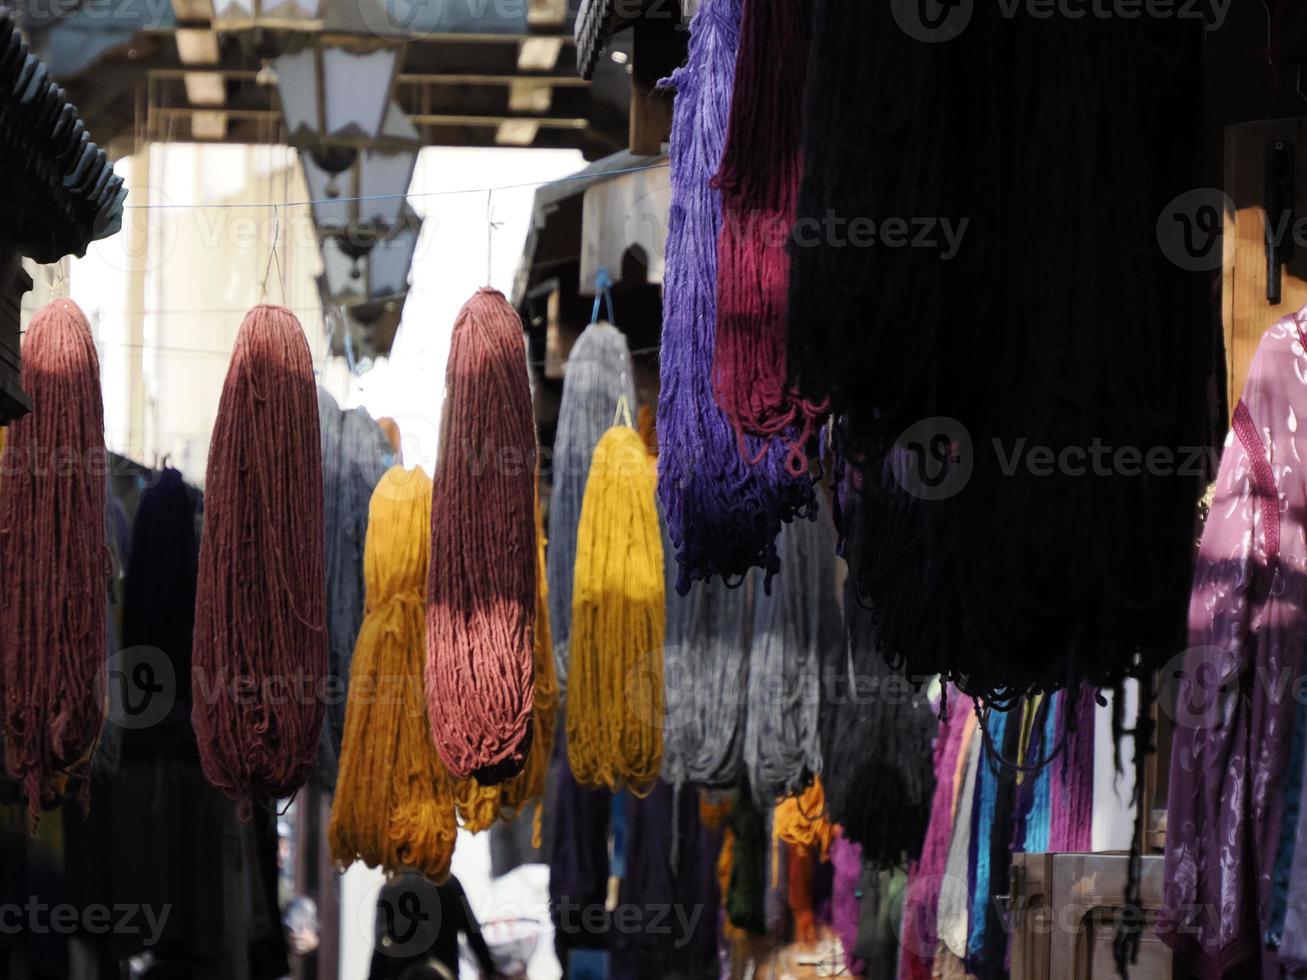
[1160,310,1307,978]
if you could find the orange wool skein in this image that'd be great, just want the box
[329,466,458,881]
[773,777,835,861]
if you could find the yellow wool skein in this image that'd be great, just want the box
[567,425,665,792]
[328,466,457,881]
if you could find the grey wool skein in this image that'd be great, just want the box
[316,395,391,789]
[546,321,636,697]
[743,506,841,804]
[661,554,751,789]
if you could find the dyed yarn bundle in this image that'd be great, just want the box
[122,465,200,751]
[459,487,557,833]
[743,512,837,803]
[192,305,326,810]
[657,0,814,594]
[820,576,938,867]
[0,299,105,819]
[712,0,821,456]
[786,1,1212,702]
[546,322,636,694]
[567,426,665,792]
[427,288,536,783]
[317,403,390,788]
[661,572,750,789]
[330,466,456,880]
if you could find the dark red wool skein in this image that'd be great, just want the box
[426,287,536,784]
[0,299,106,824]
[712,0,823,466]
[192,305,326,812]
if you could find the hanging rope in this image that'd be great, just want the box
[0,299,106,824]
[743,511,836,804]
[712,0,823,462]
[657,0,815,596]
[318,400,390,789]
[546,322,636,697]
[567,426,665,792]
[330,466,457,881]
[426,288,536,784]
[192,305,326,812]
[661,570,750,790]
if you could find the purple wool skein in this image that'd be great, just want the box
[657,0,815,595]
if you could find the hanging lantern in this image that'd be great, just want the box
[301,101,420,251]
[273,36,401,174]
[211,0,322,31]
[318,206,421,305]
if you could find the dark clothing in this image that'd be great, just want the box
[368,875,496,980]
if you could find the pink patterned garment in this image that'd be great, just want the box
[1160,309,1307,978]
[898,691,974,980]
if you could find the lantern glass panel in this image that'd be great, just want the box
[357,147,415,228]
[320,236,363,304]
[368,219,419,297]
[274,48,318,143]
[322,47,396,142]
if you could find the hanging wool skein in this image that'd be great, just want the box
[547,322,635,695]
[820,574,939,867]
[657,0,814,595]
[743,511,837,804]
[427,288,536,784]
[567,425,665,792]
[712,0,822,458]
[661,570,750,790]
[0,299,105,821]
[330,466,457,880]
[318,405,390,789]
[192,305,326,811]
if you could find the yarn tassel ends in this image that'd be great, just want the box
[192,305,326,811]
[713,0,823,457]
[567,426,665,792]
[0,299,105,824]
[657,0,816,594]
[547,321,636,697]
[427,288,536,783]
[744,509,837,804]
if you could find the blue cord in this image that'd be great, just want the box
[591,267,616,325]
